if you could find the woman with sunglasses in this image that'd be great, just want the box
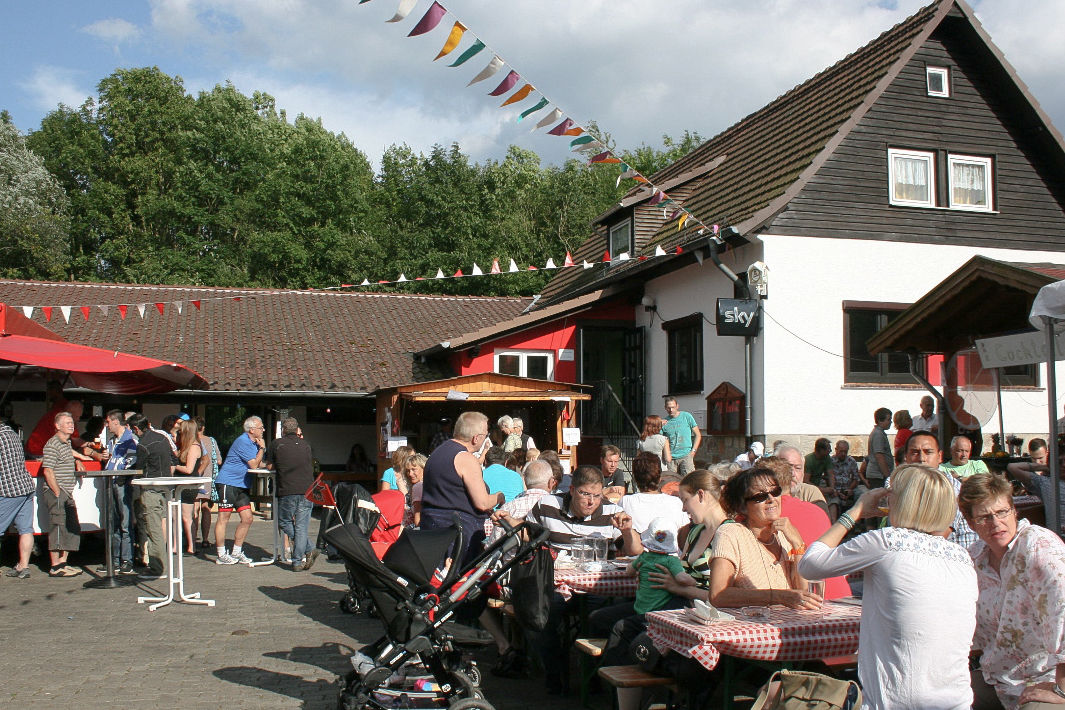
[959,473,1065,710]
[799,465,977,710]
[708,467,821,609]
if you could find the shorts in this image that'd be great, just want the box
[0,492,35,534]
[215,484,252,512]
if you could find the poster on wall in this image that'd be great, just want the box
[562,427,581,446]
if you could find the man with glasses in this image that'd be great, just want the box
[904,431,978,549]
[214,416,266,565]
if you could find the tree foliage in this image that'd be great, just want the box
[17,67,703,295]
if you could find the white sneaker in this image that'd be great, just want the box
[215,552,239,565]
[232,551,254,564]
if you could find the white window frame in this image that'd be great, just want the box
[947,154,993,212]
[493,349,554,380]
[608,219,632,260]
[926,66,950,97]
[888,148,936,208]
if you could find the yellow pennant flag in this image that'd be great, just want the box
[676,213,689,232]
[434,22,467,60]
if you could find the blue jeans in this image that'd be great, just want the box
[278,495,314,561]
[111,480,134,563]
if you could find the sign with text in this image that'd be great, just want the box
[975,330,1065,368]
[716,299,760,336]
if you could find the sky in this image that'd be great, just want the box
[3,0,1065,171]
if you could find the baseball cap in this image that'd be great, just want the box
[749,441,764,456]
[640,517,680,554]
[177,412,191,421]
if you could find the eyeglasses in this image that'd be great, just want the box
[970,507,1014,527]
[573,489,603,501]
[744,486,783,504]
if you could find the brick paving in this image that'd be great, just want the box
[0,514,588,710]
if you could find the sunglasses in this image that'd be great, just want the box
[744,486,783,504]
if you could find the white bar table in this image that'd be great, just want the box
[82,468,142,589]
[247,467,280,567]
[132,476,215,611]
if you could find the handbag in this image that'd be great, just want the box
[508,539,555,632]
[750,670,861,710]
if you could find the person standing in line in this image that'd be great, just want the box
[864,407,894,488]
[126,413,175,580]
[0,419,35,579]
[266,417,318,570]
[40,411,91,577]
[662,396,701,477]
[101,410,138,575]
[214,416,266,565]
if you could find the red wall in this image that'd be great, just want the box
[450,299,635,383]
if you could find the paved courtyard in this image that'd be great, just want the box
[0,515,587,710]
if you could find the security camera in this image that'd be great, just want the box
[747,261,769,296]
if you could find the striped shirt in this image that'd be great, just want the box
[41,434,77,492]
[525,493,622,551]
[0,423,33,498]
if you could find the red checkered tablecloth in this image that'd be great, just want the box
[554,566,638,600]
[646,603,861,671]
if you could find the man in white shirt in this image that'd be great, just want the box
[911,395,938,434]
[733,441,764,470]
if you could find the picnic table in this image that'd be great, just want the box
[554,563,638,600]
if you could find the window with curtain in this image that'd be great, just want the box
[948,155,992,211]
[888,149,935,207]
[609,219,632,260]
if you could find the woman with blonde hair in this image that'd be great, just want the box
[404,453,427,527]
[379,445,413,492]
[173,419,204,555]
[799,465,977,710]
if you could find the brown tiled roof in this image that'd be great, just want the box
[0,280,531,394]
[539,0,948,305]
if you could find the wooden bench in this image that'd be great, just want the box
[597,665,678,710]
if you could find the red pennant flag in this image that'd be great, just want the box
[639,255,649,261]
[547,118,575,136]
[527,265,537,270]
[415,277,425,281]
[305,474,337,507]
[453,268,463,277]
[154,302,165,315]
[80,306,91,320]
[408,1,447,37]
[490,259,501,274]
[191,300,201,310]
[488,70,519,97]
[42,306,53,322]
[564,252,575,267]
[675,246,683,254]
[233,297,242,302]
[118,305,128,319]
[602,250,611,263]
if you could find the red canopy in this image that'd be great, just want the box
[0,303,209,395]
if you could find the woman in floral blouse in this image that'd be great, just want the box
[959,473,1065,710]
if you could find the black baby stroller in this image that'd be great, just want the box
[323,511,548,710]
[329,483,404,616]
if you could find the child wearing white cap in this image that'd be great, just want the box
[627,517,696,614]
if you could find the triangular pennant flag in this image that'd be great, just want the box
[136,304,147,319]
[500,83,534,107]
[233,297,242,302]
[618,252,630,261]
[407,1,446,36]
[361,278,371,286]
[616,169,638,187]
[435,268,445,279]
[21,306,33,318]
[448,39,485,67]
[544,258,557,269]
[118,305,128,319]
[154,302,165,315]
[638,255,649,261]
[42,306,53,322]
[453,268,463,277]
[175,301,183,315]
[488,70,519,97]
[508,259,519,273]
[563,126,584,137]
[305,473,337,507]
[471,263,483,276]
[378,280,389,284]
[527,265,537,270]
[80,306,91,321]
[434,21,467,60]
[397,274,408,282]
[649,190,666,206]
[589,151,618,164]
[570,135,594,147]
[517,97,549,122]
[602,250,611,263]
[467,55,503,86]
[676,213,690,231]
[98,304,109,317]
[60,306,71,323]
[713,224,720,235]
[666,208,683,220]
[674,246,683,254]
[633,175,650,184]
[574,141,604,154]
[191,300,201,310]
[386,0,418,23]
[654,246,667,256]
[534,108,563,131]
[564,252,575,267]
[547,117,575,136]
[582,260,593,269]
[490,259,501,274]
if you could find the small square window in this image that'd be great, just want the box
[888,149,936,208]
[926,66,950,97]
[493,350,554,380]
[948,154,993,212]
[609,219,631,260]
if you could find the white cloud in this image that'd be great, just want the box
[17,65,93,113]
[81,18,141,44]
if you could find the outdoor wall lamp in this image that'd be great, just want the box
[640,295,657,312]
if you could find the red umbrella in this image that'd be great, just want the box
[0,302,209,394]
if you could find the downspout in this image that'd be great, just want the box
[907,351,946,452]
[709,237,754,444]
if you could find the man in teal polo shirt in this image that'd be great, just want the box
[661,396,701,477]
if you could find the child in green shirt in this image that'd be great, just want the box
[628,517,695,614]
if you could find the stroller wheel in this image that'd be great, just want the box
[448,699,495,710]
[340,593,361,615]
[453,670,484,700]
[462,663,482,687]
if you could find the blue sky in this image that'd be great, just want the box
[4,1,1064,170]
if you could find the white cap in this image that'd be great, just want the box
[750,441,765,456]
[640,517,679,554]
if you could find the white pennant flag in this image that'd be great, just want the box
[98,304,109,317]
[136,304,147,319]
[574,141,603,154]
[534,108,563,131]
[618,252,630,261]
[60,306,71,323]
[508,259,519,273]
[654,246,667,256]
[360,278,371,286]
[467,56,504,87]
[175,301,183,314]
[21,306,33,318]
[397,274,408,282]
[386,0,418,23]
[435,269,445,279]
[471,263,484,276]
[544,258,557,269]
[582,260,593,269]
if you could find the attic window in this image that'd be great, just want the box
[609,219,632,260]
[926,66,949,97]
[888,149,935,208]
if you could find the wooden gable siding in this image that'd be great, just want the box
[764,21,1065,248]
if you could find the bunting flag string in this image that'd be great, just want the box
[434,21,467,60]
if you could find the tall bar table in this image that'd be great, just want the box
[83,468,142,589]
[247,467,281,567]
[132,476,215,611]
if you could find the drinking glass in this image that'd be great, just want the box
[808,580,826,617]
[589,534,608,563]
[571,537,589,565]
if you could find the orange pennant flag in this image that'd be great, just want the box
[563,126,584,136]
[500,83,534,107]
[434,21,467,60]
